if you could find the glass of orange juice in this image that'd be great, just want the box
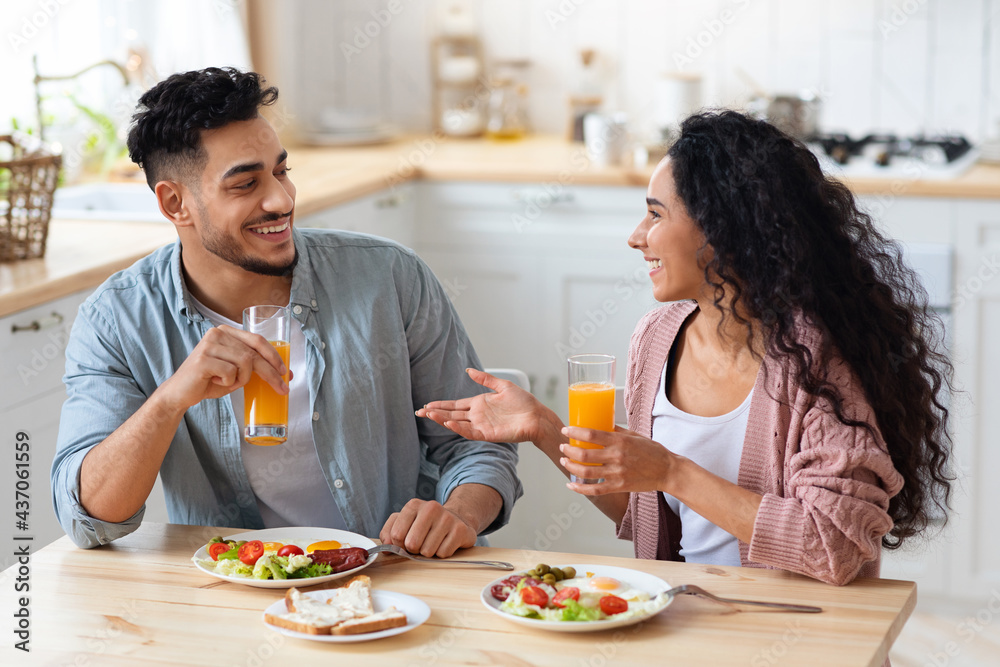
[242,305,291,446]
[567,353,616,484]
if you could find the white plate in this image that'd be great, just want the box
[480,563,673,633]
[191,527,377,589]
[262,589,430,643]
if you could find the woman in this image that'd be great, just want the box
[417,110,953,586]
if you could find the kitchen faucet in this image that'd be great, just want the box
[31,53,134,141]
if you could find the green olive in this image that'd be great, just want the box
[526,569,538,578]
[542,573,556,585]
[535,563,551,575]
[550,567,565,581]
[208,536,224,544]
[562,566,576,579]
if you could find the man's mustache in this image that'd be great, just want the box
[244,210,293,228]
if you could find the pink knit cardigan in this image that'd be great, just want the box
[616,301,905,585]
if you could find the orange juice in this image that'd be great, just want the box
[567,381,615,465]
[244,340,290,446]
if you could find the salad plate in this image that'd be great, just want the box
[262,590,431,643]
[480,563,673,633]
[191,527,377,589]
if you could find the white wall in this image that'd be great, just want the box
[7,1,994,145]
[290,0,1000,142]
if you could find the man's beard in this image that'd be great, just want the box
[200,208,299,277]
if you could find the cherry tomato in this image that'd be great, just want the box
[277,544,305,558]
[599,594,628,615]
[238,540,265,566]
[520,586,549,607]
[261,542,284,552]
[207,542,231,561]
[551,587,580,608]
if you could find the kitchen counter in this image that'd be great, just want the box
[284,134,652,218]
[286,134,1000,217]
[0,219,177,318]
[4,133,999,316]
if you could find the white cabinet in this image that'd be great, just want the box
[413,181,657,411]
[0,289,170,568]
[0,289,89,569]
[537,254,658,417]
[417,249,545,386]
[950,199,1000,596]
[413,182,654,558]
[297,184,416,248]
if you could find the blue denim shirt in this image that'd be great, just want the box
[51,228,521,548]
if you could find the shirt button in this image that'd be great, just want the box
[312,412,320,421]
[292,305,303,315]
[310,299,318,308]
[320,341,326,350]
[334,479,344,489]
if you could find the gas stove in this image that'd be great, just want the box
[806,132,978,180]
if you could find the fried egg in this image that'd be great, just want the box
[306,540,345,552]
[557,576,651,607]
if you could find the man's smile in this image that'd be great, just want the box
[249,219,290,235]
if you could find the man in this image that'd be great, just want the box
[51,67,521,557]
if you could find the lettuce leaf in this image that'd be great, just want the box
[559,599,604,622]
[289,562,333,579]
[213,559,253,578]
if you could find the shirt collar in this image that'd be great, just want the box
[170,240,204,323]
[288,227,319,314]
[172,228,320,323]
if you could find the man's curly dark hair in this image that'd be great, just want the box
[667,110,954,549]
[126,67,278,190]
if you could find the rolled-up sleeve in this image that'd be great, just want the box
[51,301,150,548]
[401,254,522,535]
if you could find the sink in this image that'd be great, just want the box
[52,183,164,222]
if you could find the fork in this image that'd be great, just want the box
[660,584,822,613]
[368,543,514,570]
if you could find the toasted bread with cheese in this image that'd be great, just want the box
[264,575,405,635]
[284,575,373,615]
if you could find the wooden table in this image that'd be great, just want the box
[1,522,914,666]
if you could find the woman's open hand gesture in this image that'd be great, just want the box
[416,368,556,444]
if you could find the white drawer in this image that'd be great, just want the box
[0,289,91,410]
[415,182,645,250]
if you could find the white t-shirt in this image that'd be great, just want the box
[189,296,347,530]
[651,359,751,566]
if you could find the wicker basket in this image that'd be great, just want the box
[0,133,62,262]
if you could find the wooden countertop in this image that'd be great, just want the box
[286,134,1000,216]
[4,133,999,317]
[0,219,177,318]
[10,522,915,666]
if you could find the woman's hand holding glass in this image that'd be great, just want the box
[418,368,677,497]
[558,425,676,495]
[416,368,560,445]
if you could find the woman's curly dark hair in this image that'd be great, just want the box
[126,67,278,190]
[667,110,954,549]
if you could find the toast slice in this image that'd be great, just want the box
[284,575,373,615]
[265,575,405,635]
[263,611,340,635]
[330,608,408,635]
